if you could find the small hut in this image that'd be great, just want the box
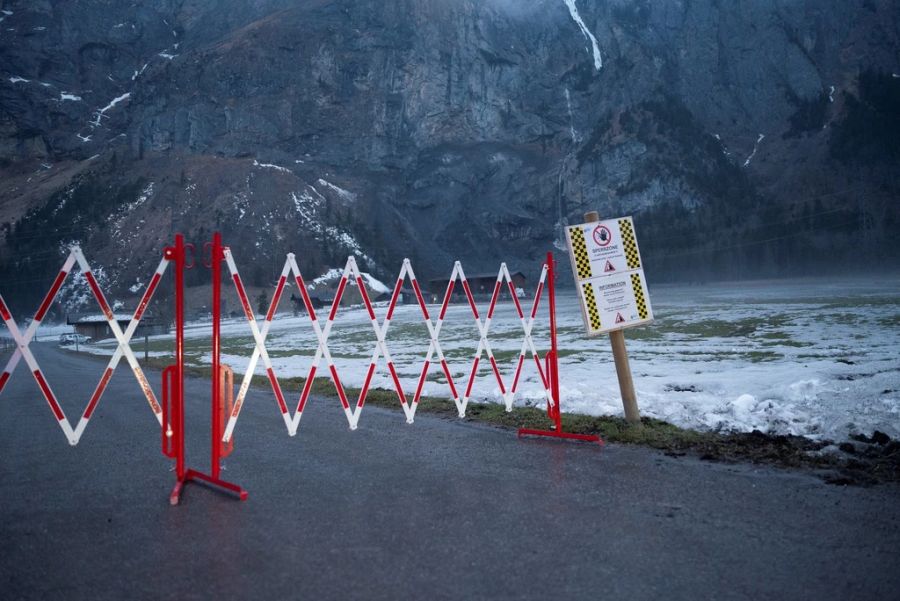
[68,313,169,341]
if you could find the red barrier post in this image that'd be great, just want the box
[166,232,247,504]
[518,252,602,444]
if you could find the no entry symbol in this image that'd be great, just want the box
[592,225,612,247]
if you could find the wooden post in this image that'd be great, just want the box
[584,211,642,426]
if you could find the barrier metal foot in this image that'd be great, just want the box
[170,468,249,505]
[517,428,604,445]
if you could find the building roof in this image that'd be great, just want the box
[427,271,525,284]
[68,313,134,324]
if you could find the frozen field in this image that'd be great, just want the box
[79,276,899,441]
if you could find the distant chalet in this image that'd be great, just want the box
[427,271,526,304]
[68,313,168,341]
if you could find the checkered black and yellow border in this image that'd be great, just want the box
[568,226,592,280]
[630,272,649,319]
[581,282,602,331]
[618,218,641,270]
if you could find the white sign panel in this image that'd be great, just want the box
[565,216,654,335]
[566,217,644,278]
[575,270,653,335]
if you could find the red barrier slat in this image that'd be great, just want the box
[464,357,479,398]
[329,364,350,409]
[413,360,430,403]
[530,282,544,319]
[386,278,403,320]
[34,270,67,322]
[232,274,254,321]
[297,365,317,413]
[462,280,479,319]
[83,367,113,419]
[387,362,406,404]
[439,281,455,320]
[411,280,430,320]
[487,281,501,319]
[266,276,287,322]
[329,278,347,322]
[84,271,113,320]
[134,272,162,321]
[293,276,319,322]
[489,356,506,394]
[357,362,377,408]
[0,371,10,393]
[33,370,64,421]
[0,295,11,321]
[357,277,376,321]
[266,367,288,414]
[511,354,526,392]
[441,360,459,400]
[533,355,548,389]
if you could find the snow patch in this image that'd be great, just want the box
[158,52,177,60]
[562,0,602,71]
[132,64,148,81]
[91,92,131,127]
[359,273,390,295]
[9,76,29,83]
[76,133,92,143]
[312,268,344,286]
[324,227,365,255]
[253,160,292,174]
[743,133,764,167]
[59,93,82,102]
[828,85,835,102]
[317,179,357,202]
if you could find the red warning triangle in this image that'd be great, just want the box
[615,312,626,324]
[604,260,615,273]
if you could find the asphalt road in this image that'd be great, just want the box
[1,343,899,600]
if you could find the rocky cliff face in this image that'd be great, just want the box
[1,0,898,314]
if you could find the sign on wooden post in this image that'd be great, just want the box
[565,212,653,425]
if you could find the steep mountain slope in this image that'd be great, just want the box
[0,0,898,315]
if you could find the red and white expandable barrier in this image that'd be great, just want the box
[220,252,555,439]
[0,235,598,506]
[0,247,168,444]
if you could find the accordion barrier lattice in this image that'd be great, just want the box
[0,232,601,505]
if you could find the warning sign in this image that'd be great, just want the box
[566,216,653,335]
[575,269,653,335]
[566,217,643,280]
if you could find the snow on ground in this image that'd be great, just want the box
[72,277,899,441]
